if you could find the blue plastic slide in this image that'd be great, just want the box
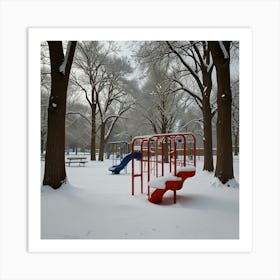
[108,152,141,174]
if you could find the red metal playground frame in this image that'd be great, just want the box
[131,133,196,204]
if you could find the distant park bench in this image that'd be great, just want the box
[65,157,88,167]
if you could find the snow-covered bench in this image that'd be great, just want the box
[65,157,88,167]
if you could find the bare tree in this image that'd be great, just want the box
[231,79,239,156]
[72,42,135,161]
[136,64,185,162]
[137,41,216,171]
[208,41,234,184]
[138,64,183,134]
[166,41,216,172]
[97,71,135,161]
[66,90,91,154]
[40,42,51,155]
[41,90,49,155]
[71,41,110,160]
[43,41,77,189]
[230,43,240,156]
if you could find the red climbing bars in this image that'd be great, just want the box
[131,133,196,203]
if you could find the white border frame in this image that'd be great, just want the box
[1,0,279,279]
[28,27,252,253]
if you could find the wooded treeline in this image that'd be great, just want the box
[41,40,239,188]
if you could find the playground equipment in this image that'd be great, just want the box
[106,141,130,163]
[107,141,132,174]
[109,151,141,174]
[107,141,143,174]
[131,133,196,204]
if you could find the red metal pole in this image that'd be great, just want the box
[140,139,144,194]
[192,133,196,167]
[131,138,135,195]
[161,139,164,176]
[169,137,172,173]
[183,135,186,166]
[147,137,151,198]
[174,139,177,175]
[156,138,158,177]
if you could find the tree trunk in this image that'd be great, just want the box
[163,142,169,163]
[43,41,76,189]
[209,41,234,184]
[166,41,215,171]
[41,135,44,155]
[161,125,169,163]
[90,103,96,160]
[234,127,239,156]
[201,50,214,172]
[98,122,106,161]
[202,97,214,171]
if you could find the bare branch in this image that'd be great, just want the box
[66,112,91,126]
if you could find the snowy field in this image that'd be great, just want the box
[41,156,239,239]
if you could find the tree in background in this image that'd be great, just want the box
[208,41,234,184]
[231,79,239,156]
[136,65,185,162]
[97,71,135,161]
[138,65,183,134]
[230,43,240,156]
[72,41,135,161]
[66,92,91,154]
[71,41,109,160]
[43,41,77,189]
[166,41,216,172]
[40,43,51,155]
[137,41,216,171]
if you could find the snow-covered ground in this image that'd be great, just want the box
[41,156,239,239]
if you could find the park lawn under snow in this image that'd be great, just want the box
[41,156,239,239]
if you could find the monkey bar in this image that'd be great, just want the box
[131,133,196,204]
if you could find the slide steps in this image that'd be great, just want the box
[148,169,196,204]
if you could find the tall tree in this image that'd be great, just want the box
[71,41,112,160]
[138,64,183,135]
[137,65,184,162]
[166,41,215,172]
[137,41,216,171]
[40,42,51,155]
[72,42,134,161]
[66,94,91,154]
[97,72,134,161]
[208,41,234,184]
[43,41,77,189]
[231,79,239,156]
